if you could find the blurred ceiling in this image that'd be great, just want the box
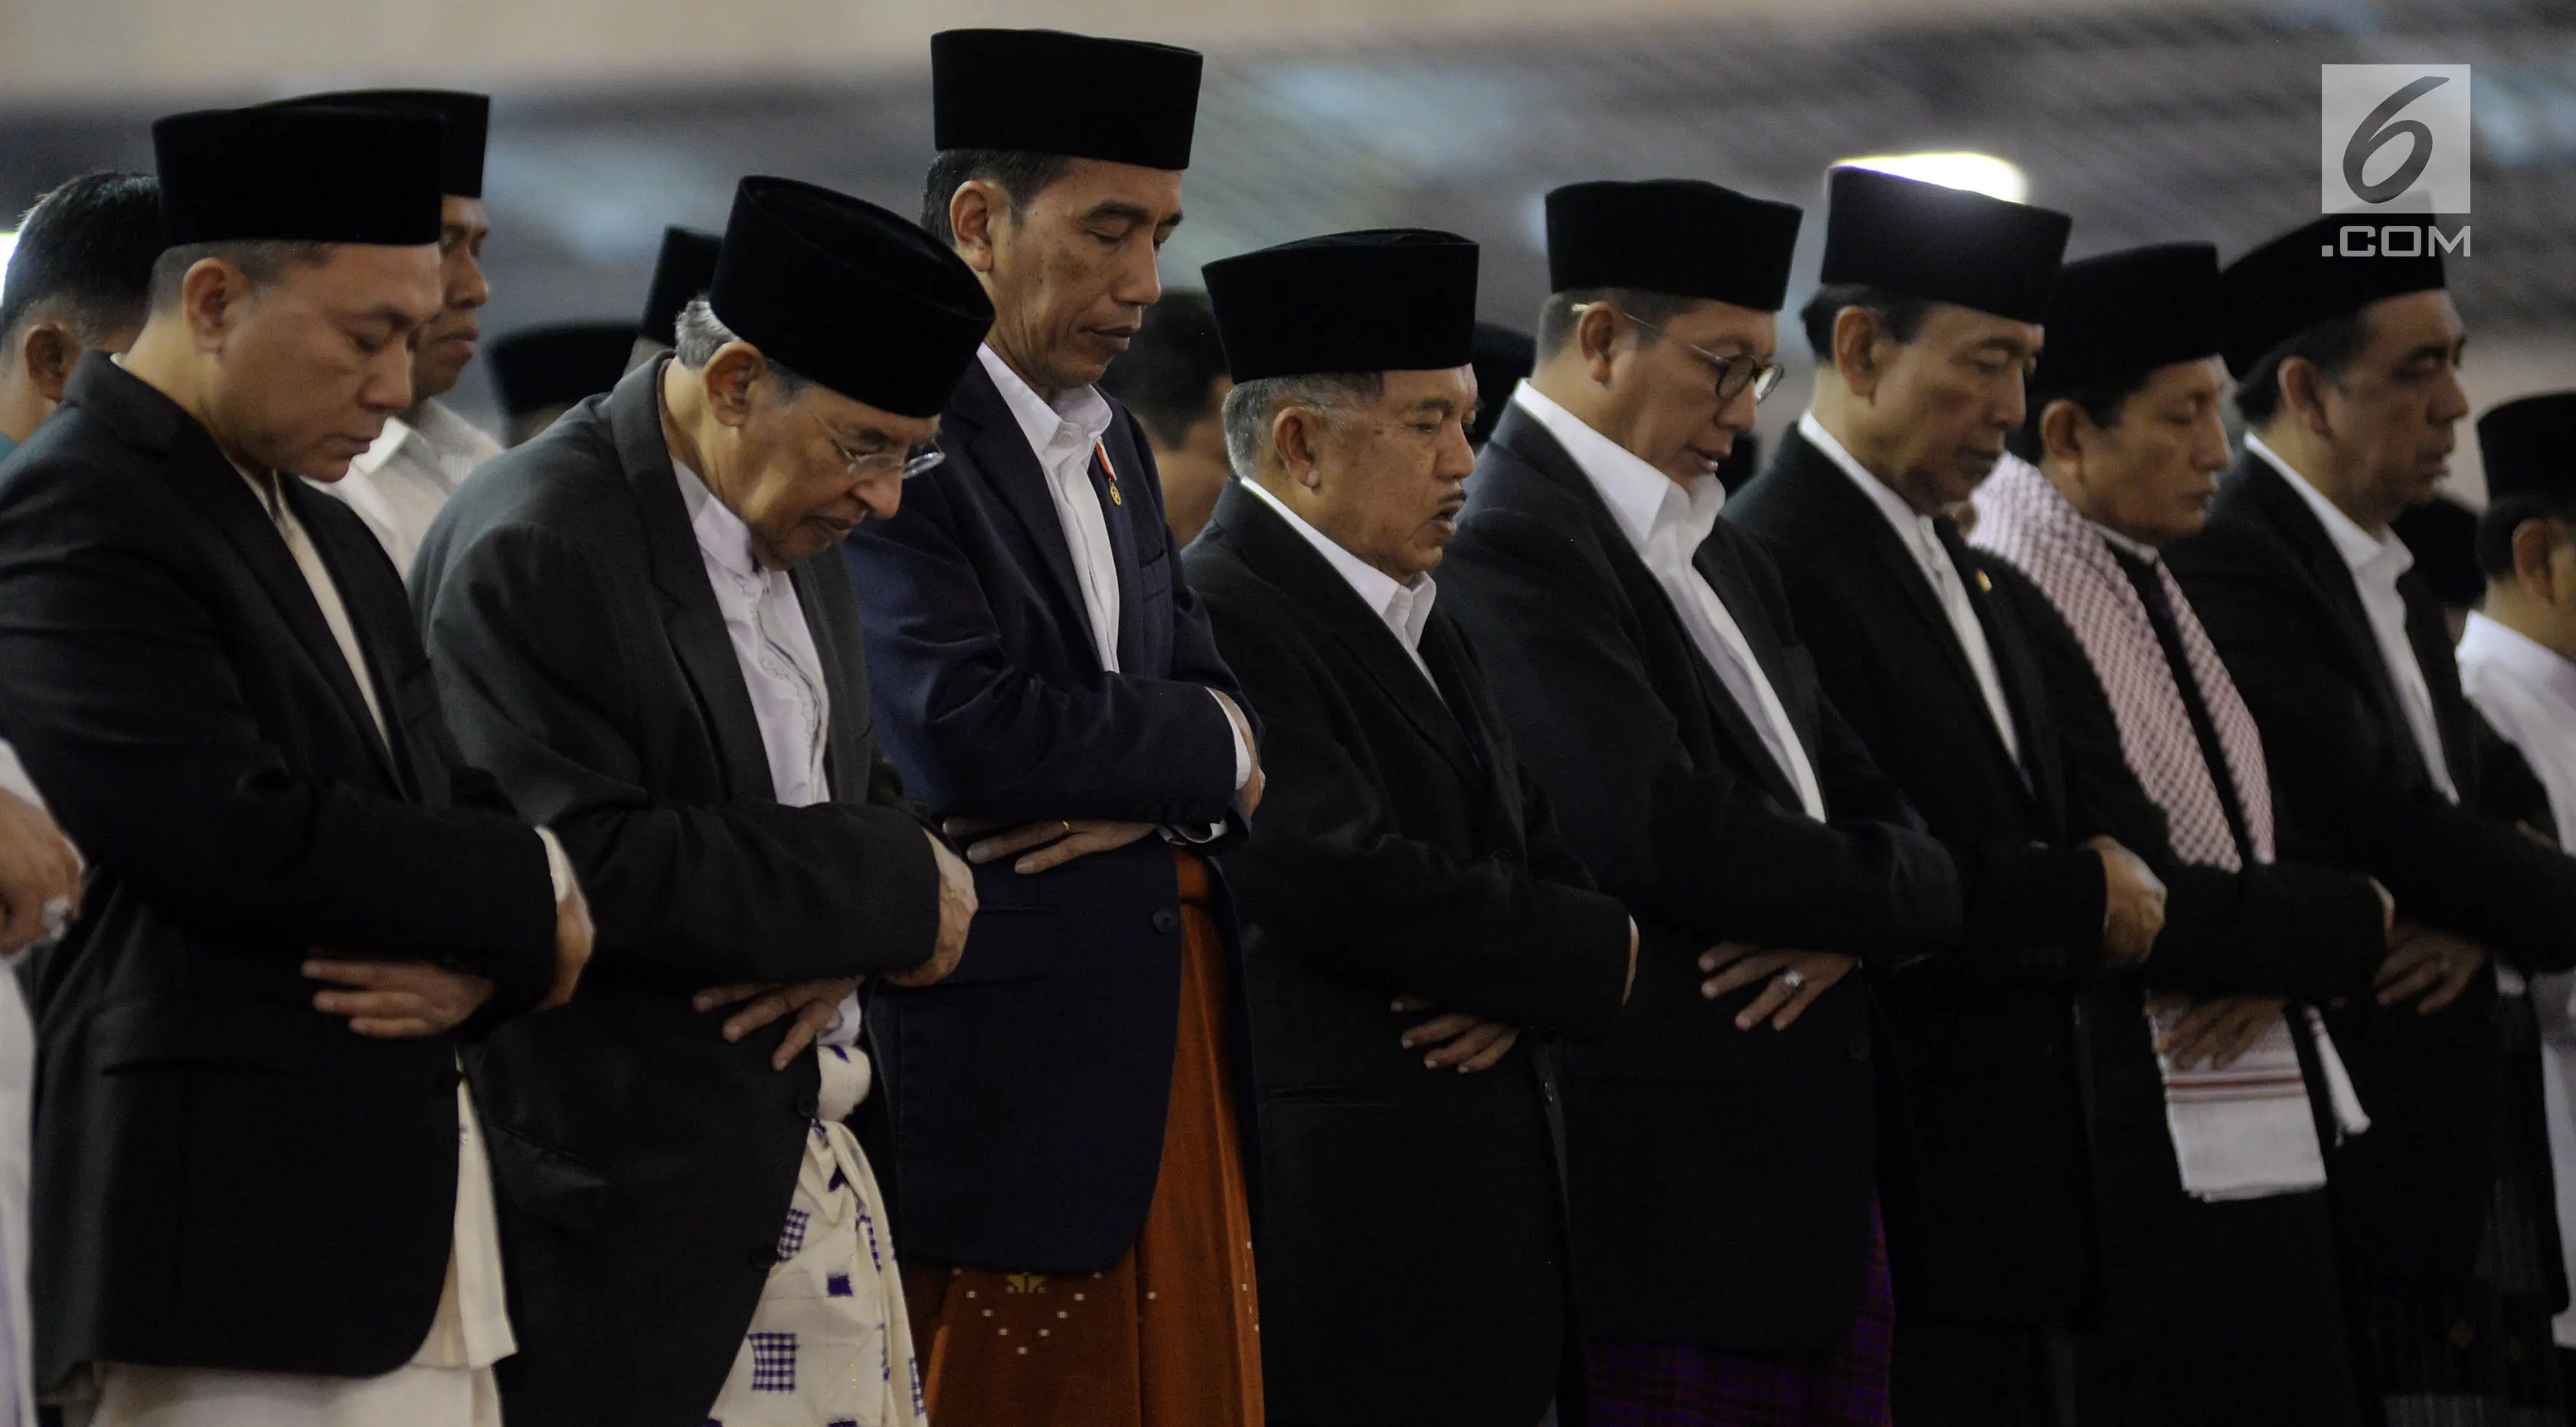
[0,0,2568,446]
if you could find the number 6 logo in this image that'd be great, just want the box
[2345,76,2447,204]
[2322,65,2471,215]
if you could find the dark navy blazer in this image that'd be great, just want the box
[842,355,1252,1274]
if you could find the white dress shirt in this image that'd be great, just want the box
[1240,478,1441,693]
[1522,385,1825,818]
[670,461,865,1063]
[312,400,504,576]
[1799,412,2021,762]
[0,748,37,1427]
[2458,611,2576,1345]
[2249,433,2458,801]
[979,345,1254,796]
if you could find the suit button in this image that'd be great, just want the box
[1848,1035,1870,1063]
[1152,908,1181,935]
[790,1090,819,1118]
[747,1246,775,1271]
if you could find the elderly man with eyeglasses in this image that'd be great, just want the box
[407,176,991,1427]
[1438,178,1963,1427]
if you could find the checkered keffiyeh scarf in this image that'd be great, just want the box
[1972,456,2274,870]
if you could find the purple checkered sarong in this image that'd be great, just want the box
[1587,1203,1894,1426]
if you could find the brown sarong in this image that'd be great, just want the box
[901,847,1263,1426]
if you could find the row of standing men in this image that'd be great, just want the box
[1,23,2574,1427]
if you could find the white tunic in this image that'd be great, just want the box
[0,743,49,1427]
[312,401,503,576]
[2457,612,2576,1347]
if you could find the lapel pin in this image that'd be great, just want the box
[1095,440,1123,506]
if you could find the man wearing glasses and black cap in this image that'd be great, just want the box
[410,176,990,1427]
[1441,178,1962,1425]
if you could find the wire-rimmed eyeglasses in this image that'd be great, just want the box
[1576,302,1785,404]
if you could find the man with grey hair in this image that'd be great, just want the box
[411,177,989,1427]
[1189,226,1638,1427]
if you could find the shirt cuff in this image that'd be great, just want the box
[534,827,577,908]
[1209,688,1253,791]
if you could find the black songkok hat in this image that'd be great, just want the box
[1204,230,1480,383]
[1817,165,2071,324]
[2478,393,2576,503]
[2030,243,2223,404]
[489,322,638,422]
[268,90,489,198]
[1545,178,1804,312]
[1467,322,1535,447]
[153,106,444,247]
[2219,214,2447,378]
[708,177,994,418]
[640,226,722,348]
[931,29,1203,171]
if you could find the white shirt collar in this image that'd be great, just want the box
[1241,478,1437,654]
[1512,381,1725,560]
[347,416,415,476]
[670,459,763,583]
[2092,520,2162,566]
[978,344,1114,460]
[1800,410,1939,547]
[2461,612,2576,718]
[2246,432,2411,581]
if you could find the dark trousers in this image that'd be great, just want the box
[1891,1319,2074,1427]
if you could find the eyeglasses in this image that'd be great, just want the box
[809,408,946,481]
[1579,303,1786,404]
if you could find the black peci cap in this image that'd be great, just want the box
[1205,230,1480,383]
[2219,214,2447,377]
[2478,393,2576,504]
[707,177,995,417]
[931,29,1203,171]
[1817,165,2071,324]
[639,226,722,348]
[1545,178,1804,312]
[2030,243,2224,404]
[266,89,489,198]
[1467,322,1535,446]
[153,105,445,247]
[489,322,638,422]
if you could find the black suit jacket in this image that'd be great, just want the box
[0,354,557,1389]
[1974,557,2388,1194]
[409,360,943,1427]
[841,356,1254,1274]
[1725,425,2115,1325]
[1189,480,1633,1427]
[1438,406,1960,1350]
[2165,452,2576,1280]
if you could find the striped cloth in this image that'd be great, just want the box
[1586,1205,1893,1425]
[1971,456,2360,1198]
